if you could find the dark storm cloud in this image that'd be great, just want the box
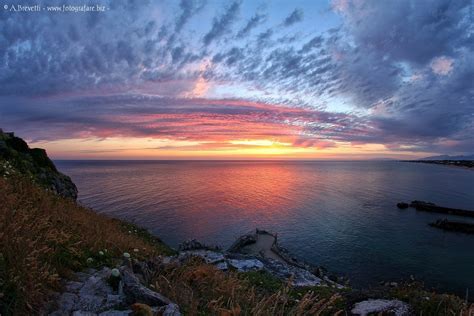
[283,9,304,26]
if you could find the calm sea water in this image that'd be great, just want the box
[56,160,474,295]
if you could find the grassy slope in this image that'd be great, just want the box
[0,175,174,315]
[1,175,473,315]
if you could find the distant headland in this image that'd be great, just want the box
[405,159,474,169]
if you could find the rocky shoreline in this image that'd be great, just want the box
[180,230,345,288]
[50,231,416,316]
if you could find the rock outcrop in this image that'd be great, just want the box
[397,200,474,218]
[351,299,410,316]
[429,218,474,234]
[177,231,345,289]
[51,264,181,316]
[0,129,77,200]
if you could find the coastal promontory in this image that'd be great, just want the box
[0,129,77,200]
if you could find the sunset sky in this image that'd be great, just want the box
[0,0,473,159]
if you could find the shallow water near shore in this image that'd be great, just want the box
[56,160,474,295]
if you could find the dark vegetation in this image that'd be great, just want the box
[0,130,77,199]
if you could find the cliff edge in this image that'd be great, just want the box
[0,128,77,200]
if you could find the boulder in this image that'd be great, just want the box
[178,239,220,251]
[179,250,226,264]
[120,267,172,306]
[397,202,409,209]
[351,299,410,316]
[52,268,123,314]
[263,258,322,287]
[228,258,264,272]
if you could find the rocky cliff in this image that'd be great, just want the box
[0,129,77,200]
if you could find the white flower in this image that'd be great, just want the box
[111,268,120,277]
[86,257,94,264]
[99,251,104,256]
[133,248,139,253]
[128,231,132,234]
[104,249,108,253]
[123,252,131,258]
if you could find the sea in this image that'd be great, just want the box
[55,160,474,295]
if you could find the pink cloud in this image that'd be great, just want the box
[430,56,454,75]
[331,0,350,13]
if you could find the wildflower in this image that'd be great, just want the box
[133,248,139,253]
[104,249,108,253]
[123,252,131,258]
[99,251,104,256]
[86,257,94,264]
[111,268,120,277]
[128,231,132,234]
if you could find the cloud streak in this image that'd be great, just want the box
[0,94,360,148]
[283,9,304,27]
[203,1,241,46]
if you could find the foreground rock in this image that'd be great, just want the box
[51,264,180,315]
[51,230,339,316]
[351,299,410,316]
[0,129,77,200]
[121,266,172,306]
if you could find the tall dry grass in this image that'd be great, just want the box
[150,258,344,316]
[0,176,172,315]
